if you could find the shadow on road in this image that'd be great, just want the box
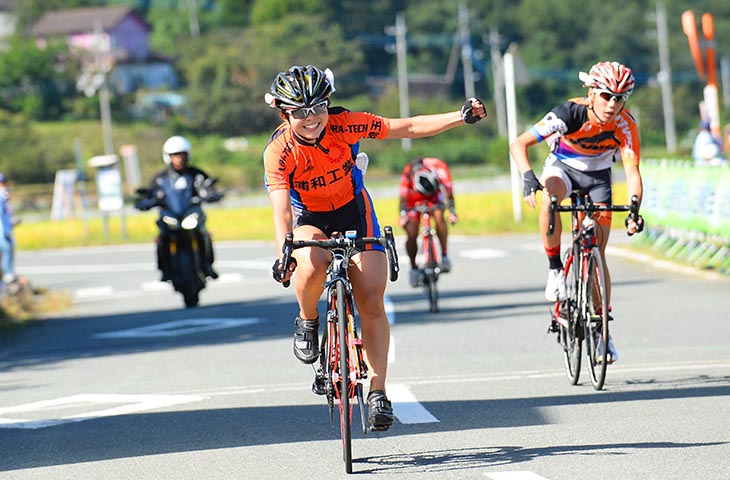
[0,377,728,472]
[356,440,727,475]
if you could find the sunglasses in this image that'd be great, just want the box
[597,91,627,103]
[287,101,329,119]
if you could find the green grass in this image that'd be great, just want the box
[14,182,631,250]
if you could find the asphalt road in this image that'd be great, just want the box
[1,234,728,479]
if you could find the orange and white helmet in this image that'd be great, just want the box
[579,61,635,97]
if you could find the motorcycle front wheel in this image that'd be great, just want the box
[175,249,203,308]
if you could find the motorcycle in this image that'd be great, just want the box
[135,175,223,308]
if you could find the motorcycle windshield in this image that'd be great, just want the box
[161,173,195,216]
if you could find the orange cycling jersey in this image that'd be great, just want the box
[530,97,640,171]
[263,108,390,212]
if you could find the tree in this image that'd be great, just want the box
[175,13,365,135]
[0,37,76,120]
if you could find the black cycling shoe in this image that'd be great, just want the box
[311,370,326,396]
[293,316,319,364]
[367,390,395,431]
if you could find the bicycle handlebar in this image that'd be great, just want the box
[547,194,640,237]
[278,226,400,287]
[411,202,446,214]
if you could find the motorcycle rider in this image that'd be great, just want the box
[137,135,220,281]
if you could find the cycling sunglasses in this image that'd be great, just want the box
[597,91,627,103]
[286,101,329,119]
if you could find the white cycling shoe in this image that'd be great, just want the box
[596,333,619,364]
[545,268,566,302]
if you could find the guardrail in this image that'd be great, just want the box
[638,159,730,275]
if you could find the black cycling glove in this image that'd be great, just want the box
[522,170,544,197]
[461,97,485,124]
[625,214,645,236]
[271,257,297,283]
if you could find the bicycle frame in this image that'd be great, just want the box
[279,227,399,474]
[548,192,639,390]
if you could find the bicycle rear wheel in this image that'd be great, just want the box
[335,281,353,473]
[584,247,609,390]
[561,249,581,385]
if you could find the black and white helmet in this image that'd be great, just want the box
[413,168,440,196]
[264,65,335,111]
[162,135,191,165]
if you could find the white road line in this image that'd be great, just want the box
[94,317,263,339]
[0,393,206,430]
[74,286,114,299]
[384,295,396,325]
[607,245,725,280]
[21,263,152,274]
[385,294,397,363]
[389,360,730,387]
[485,472,551,480]
[460,248,508,259]
[387,383,439,424]
[140,281,172,291]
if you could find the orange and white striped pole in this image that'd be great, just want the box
[701,12,722,141]
[682,10,721,141]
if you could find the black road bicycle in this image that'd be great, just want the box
[280,227,399,474]
[548,192,639,390]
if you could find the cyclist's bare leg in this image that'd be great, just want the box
[292,225,330,320]
[403,219,419,268]
[539,176,568,250]
[594,210,613,304]
[348,250,389,393]
[432,208,449,257]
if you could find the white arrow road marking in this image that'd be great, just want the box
[0,393,206,430]
[93,317,263,339]
[485,472,551,480]
[388,383,439,424]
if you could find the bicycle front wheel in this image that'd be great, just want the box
[425,273,439,313]
[335,281,353,473]
[584,247,609,390]
[423,232,439,313]
[561,249,581,385]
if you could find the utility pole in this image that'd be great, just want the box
[655,2,677,153]
[94,20,114,156]
[458,2,475,99]
[386,12,411,151]
[187,0,200,37]
[504,45,522,223]
[722,56,730,108]
[487,27,507,136]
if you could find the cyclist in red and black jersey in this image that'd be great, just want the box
[510,61,644,363]
[265,65,486,430]
[399,157,457,287]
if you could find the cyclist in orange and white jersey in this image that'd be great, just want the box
[510,61,644,363]
[264,65,486,430]
[399,157,457,287]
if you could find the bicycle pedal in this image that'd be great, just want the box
[312,378,326,396]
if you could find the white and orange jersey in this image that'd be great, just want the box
[530,97,640,171]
